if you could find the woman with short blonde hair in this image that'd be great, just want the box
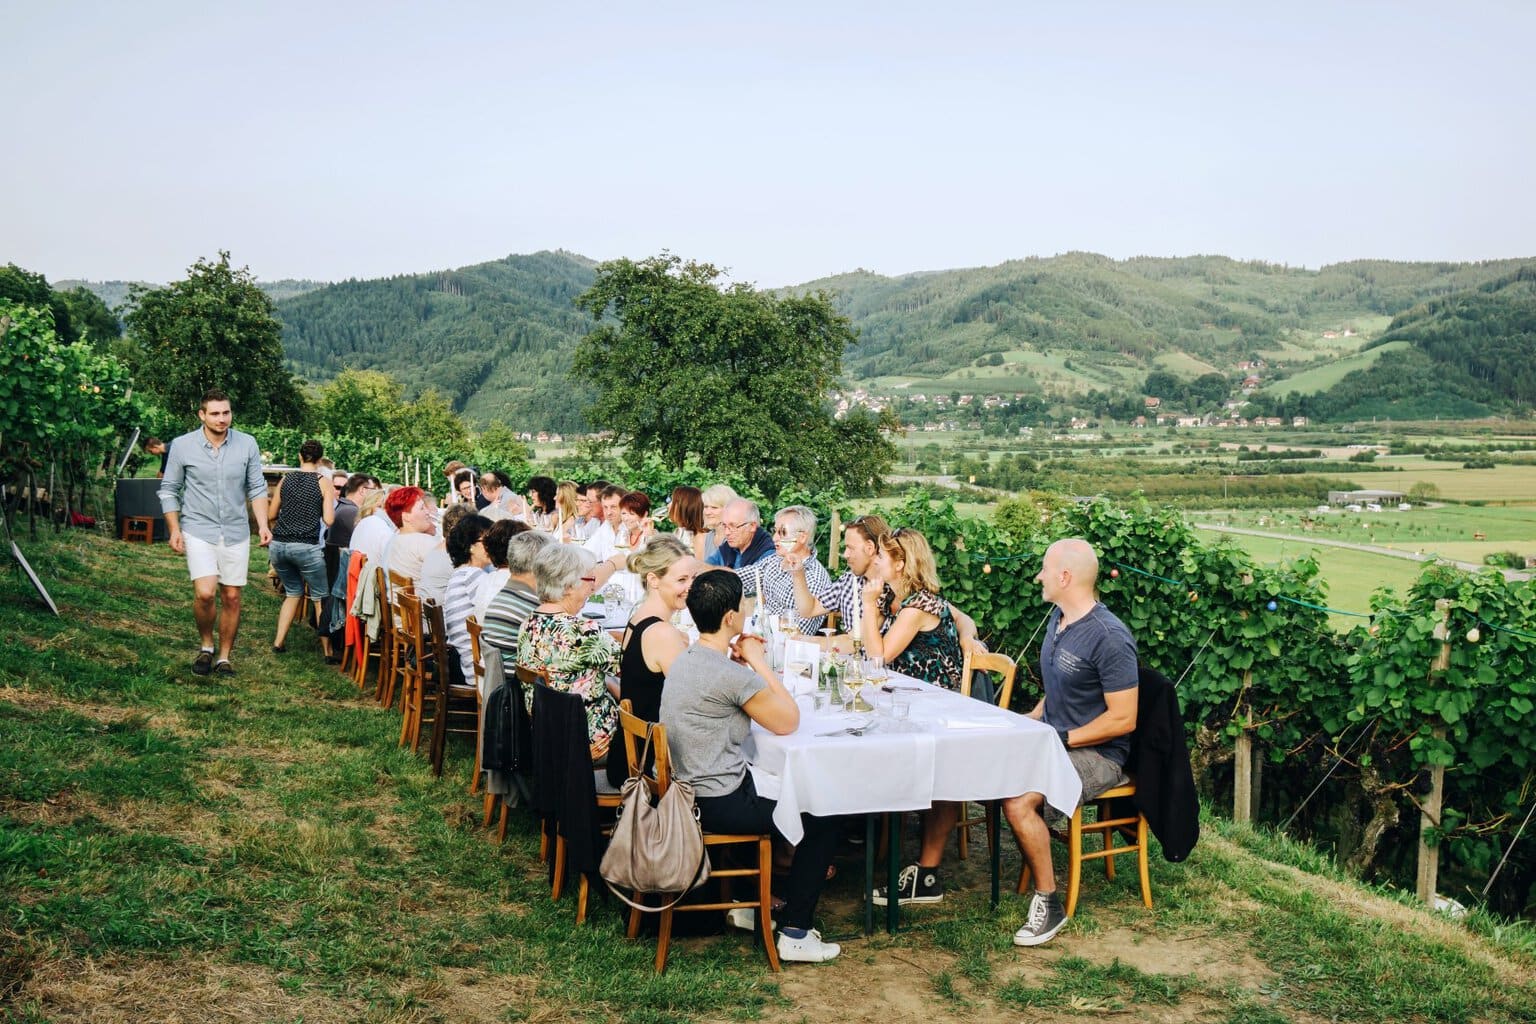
[700,483,738,562]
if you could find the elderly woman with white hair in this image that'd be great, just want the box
[515,542,622,761]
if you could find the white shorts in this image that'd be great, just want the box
[185,534,251,587]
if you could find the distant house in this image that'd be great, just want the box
[1292,416,1309,427]
[1144,396,1161,409]
[1177,416,1203,428]
[1242,374,1262,388]
[1133,415,1148,427]
[957,395,974,406]
[1322,330,1339,339]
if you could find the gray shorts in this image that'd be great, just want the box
[1046,747,1128,829]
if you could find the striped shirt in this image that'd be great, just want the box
[480,579,540,656]
[444,564,481,687]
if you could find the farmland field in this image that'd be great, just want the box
[1262,340,1409,395]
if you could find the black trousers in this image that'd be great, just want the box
[694,773,839,931]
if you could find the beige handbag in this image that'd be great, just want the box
[600,730,710,911]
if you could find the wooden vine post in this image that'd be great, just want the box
[1416,598,1453,906]
[1233,586,1256,824]
[1234,669,1254,823]
[827,509,841,573]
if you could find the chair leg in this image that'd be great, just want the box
[1103,803,1118,881]
[759,837,781,971]
[577,874,589,924]
[1066,808,1084,918]
[483,792,496,829]
[655,905,674,972]
[498,802,511,845]
[626,899,644,939]
[958,808,970,861]
[1137,815,1153,909]
[1016,863,1032,895]
[552,835,567,901]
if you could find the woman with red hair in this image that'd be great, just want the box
[380,486,438,583]
[615,490,654,552]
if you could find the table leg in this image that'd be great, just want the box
[864,813,876,936]
[989,799,1001,909]
[886,812,900,934]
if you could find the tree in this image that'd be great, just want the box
[396,388,470,452]
[571,254,894,495]
[123,251,306,426]
[313,368,407,441]
[59,286,122,348]
[0,264,76,345]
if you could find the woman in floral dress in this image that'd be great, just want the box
[515,543,621,762]
[856,528,963,690]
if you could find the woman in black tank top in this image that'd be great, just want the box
[268,441,336,657]
[608,535,701,788]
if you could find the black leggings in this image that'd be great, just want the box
[694,774,839,930]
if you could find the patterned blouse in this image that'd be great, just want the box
[878,588,963,690]
[515,610,622,751]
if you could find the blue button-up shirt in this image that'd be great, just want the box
[158,427,267,545]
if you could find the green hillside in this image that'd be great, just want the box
[1256,269,1536,421]
[82,250,1529,431]
[275,251,599,433]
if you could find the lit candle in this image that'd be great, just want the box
[851,578,861,638]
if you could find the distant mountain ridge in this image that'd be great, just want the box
[61,251,1536,428]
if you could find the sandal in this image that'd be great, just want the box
[213,660,235,676]
[192,649,214,676]
[272,644,287,654]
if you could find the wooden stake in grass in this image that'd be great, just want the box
[1416,598,1452,907]
[1235,669,1254,824]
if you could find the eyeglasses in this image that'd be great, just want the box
[772,528,804,539]
[721,522,748,531]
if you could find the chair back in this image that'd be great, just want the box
[396,590,426,658]
[465,615,485,691]
[617,699,648,779]
[961,648,1018,710]
[387,569,414,595]
[422,598,452,773]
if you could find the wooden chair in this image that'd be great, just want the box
[422,600,482,778]
[615,704,780,972]
[528,682,623,925]
[1016,780,1152,917]
[394,590,431,750]
[498,664,547,845]
[466,616,486,797]
[955,649,1019,860]
[375,569,415,709]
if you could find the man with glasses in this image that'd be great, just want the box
[756,505,832,634]
[705,498,777,603]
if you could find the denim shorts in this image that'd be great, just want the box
[269,540,328,598]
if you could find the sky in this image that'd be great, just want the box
[6,0,1533,289]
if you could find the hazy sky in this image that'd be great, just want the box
[7,1,1532,288]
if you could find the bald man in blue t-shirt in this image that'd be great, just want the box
[1004,537,1138,947]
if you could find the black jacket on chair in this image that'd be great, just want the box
[1126,665,1200,862]
[531,683,604,879]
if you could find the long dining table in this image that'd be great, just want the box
[745,669,1082,933]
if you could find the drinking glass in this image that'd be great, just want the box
[863,654,888,685]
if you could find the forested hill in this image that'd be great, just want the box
[1259,268,1536,422]
[275,251,598,433]
[791,255,1531,380]
[257,251,1529,429]
[59,278,327,309]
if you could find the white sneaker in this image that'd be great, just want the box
[726,907,776,932]
[777,928,841,963]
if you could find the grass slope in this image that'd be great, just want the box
[4,527,1536,1022]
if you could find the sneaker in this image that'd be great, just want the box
[192,649,214,676]
[726,907,776,932]
[777,928,840,963]
[1013,890,1068,947]
[872,863,944,906]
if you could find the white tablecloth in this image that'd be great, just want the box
[746,673,1082,843]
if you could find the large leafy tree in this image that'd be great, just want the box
[571,254,893,495]
[123,251,306,426]
[313,368,407,441]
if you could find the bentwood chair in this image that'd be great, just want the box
[465,616,487,797]
[394,591,431,749]
[1017,779,1152,917]
[376,569,416,709]
[422,599,482,777]
[955,649,1019,860]
[615,704,780,972]
[529,683,624,924]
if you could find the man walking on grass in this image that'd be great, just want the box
[158,389,272,677]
